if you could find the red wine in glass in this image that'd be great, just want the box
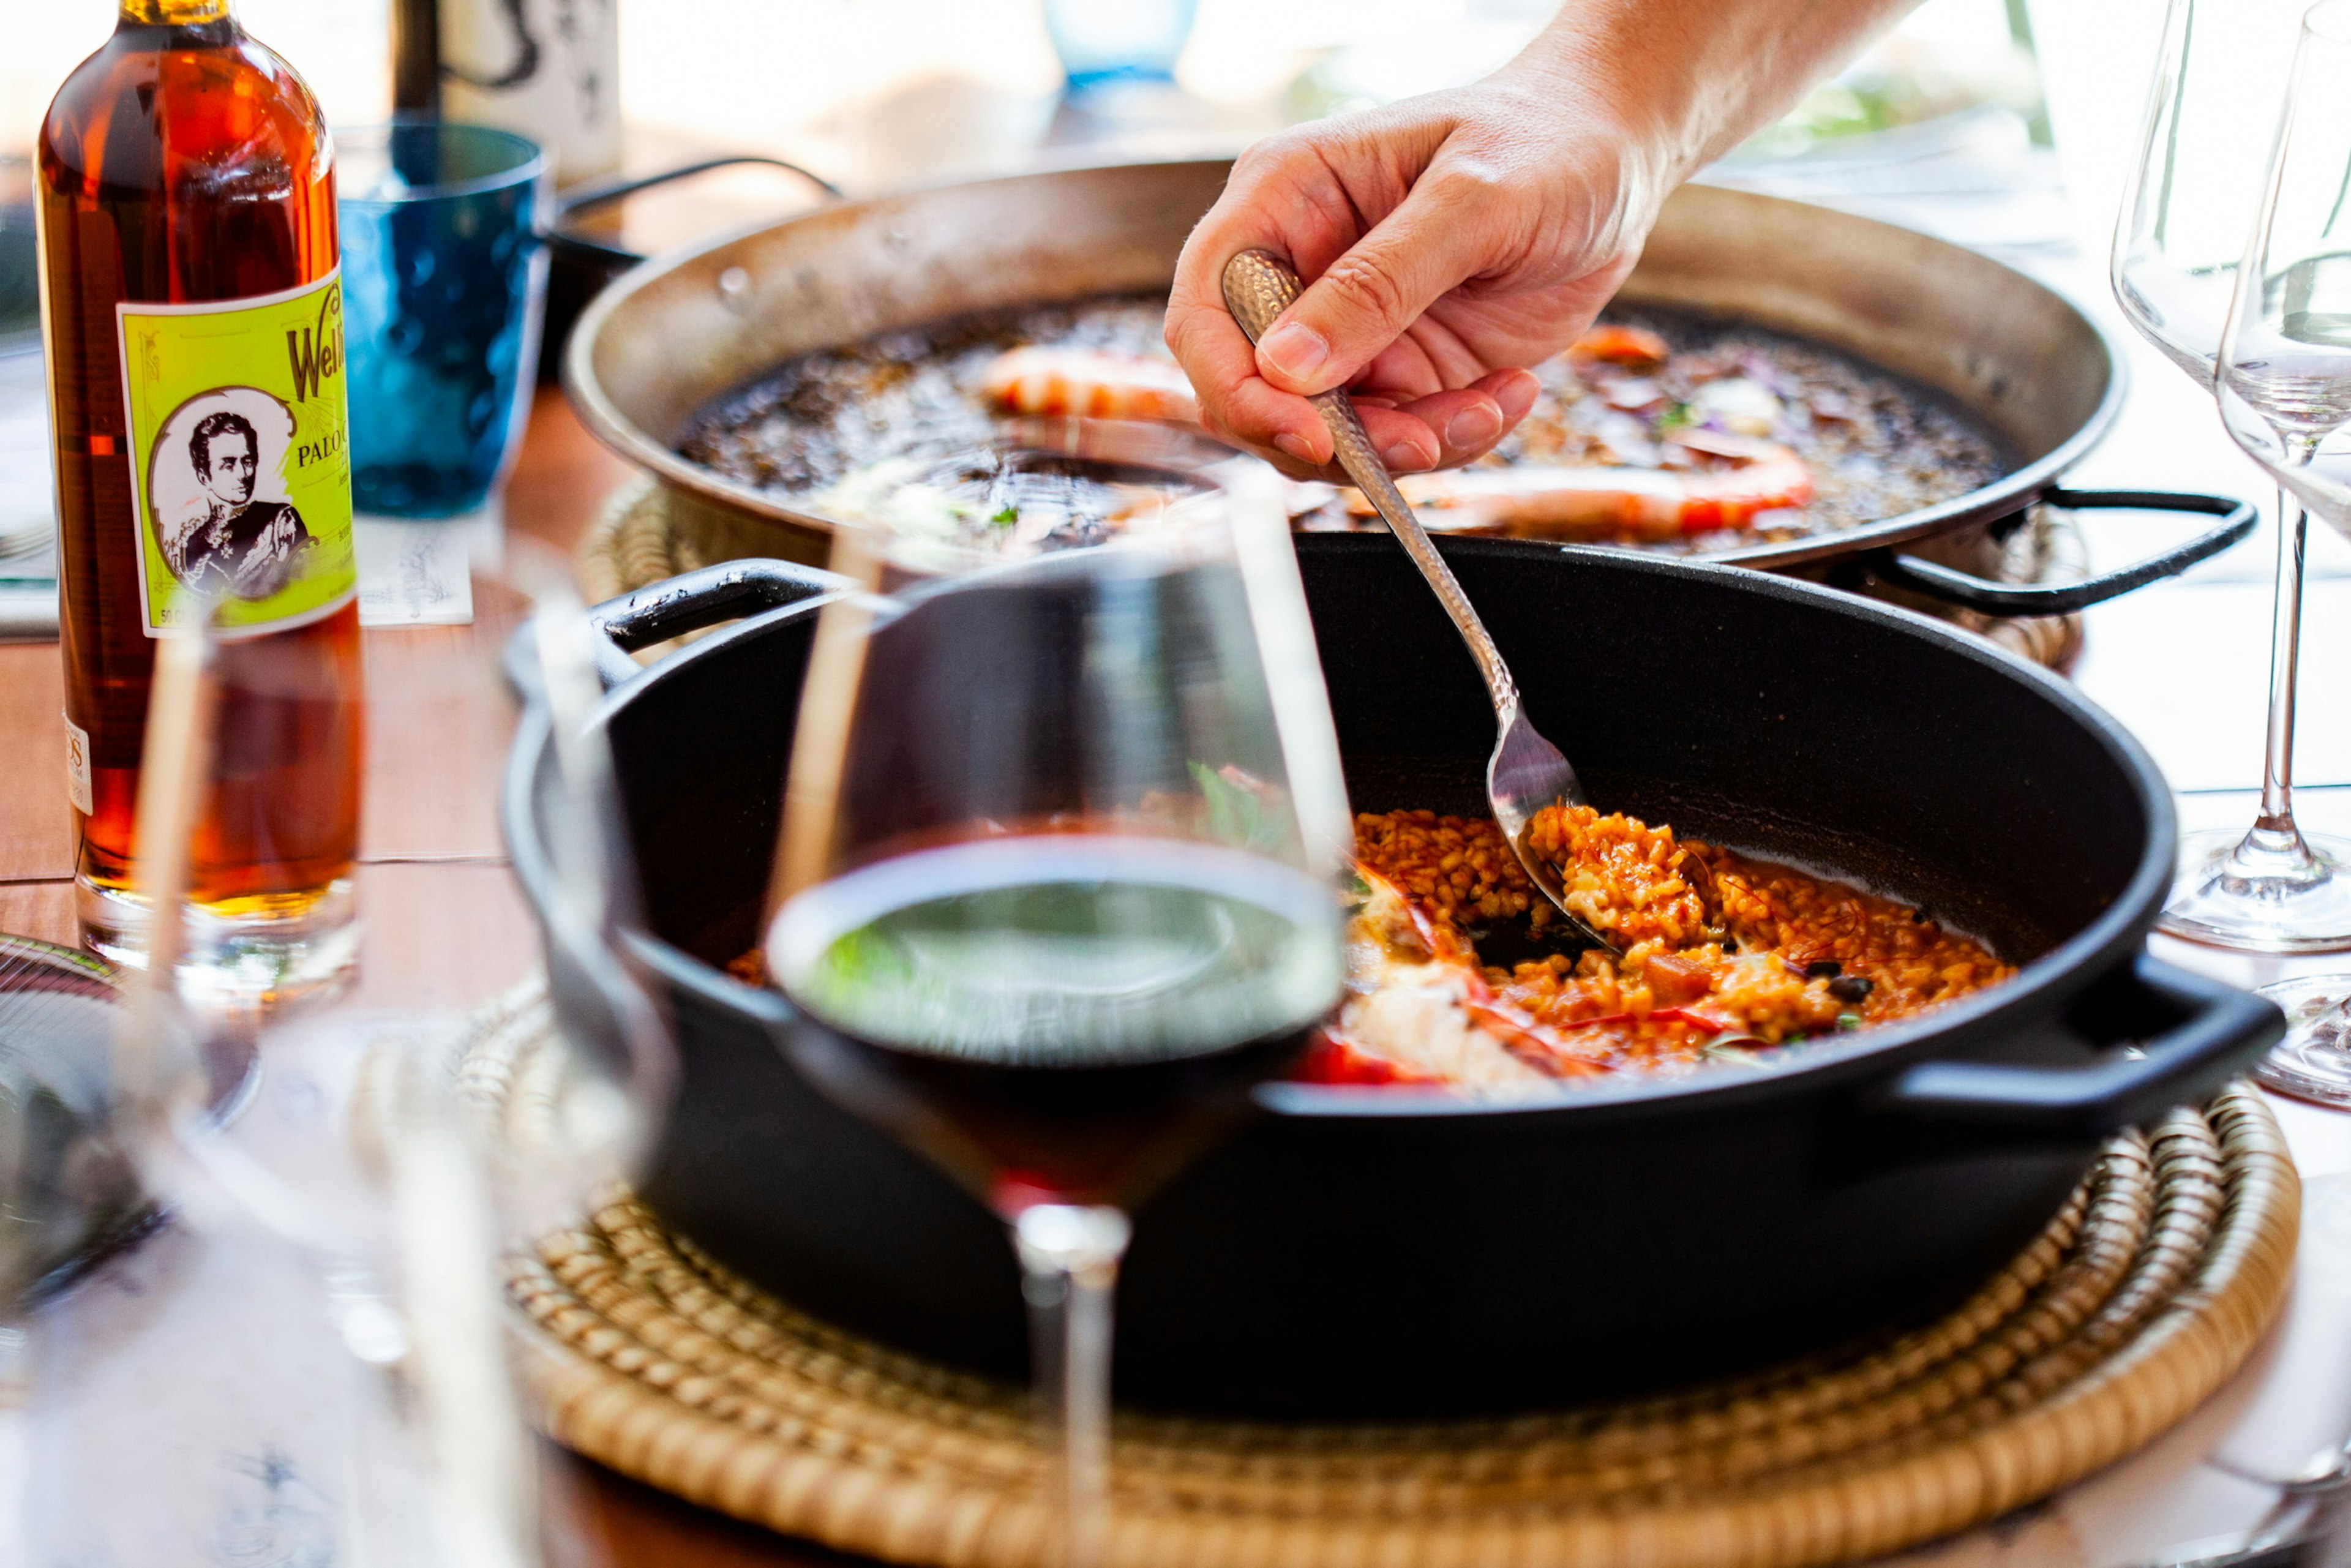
[768,476,1351,1568]
[770,833,1339,1212]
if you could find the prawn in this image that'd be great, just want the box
[1339,867,1620,1082]
[979,345,1199,424]
[1347,431,1813,541]
[1570,323,1671,369]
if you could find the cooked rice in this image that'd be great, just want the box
[1327,805,2014,1087]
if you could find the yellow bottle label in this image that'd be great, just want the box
[116,271,356,637]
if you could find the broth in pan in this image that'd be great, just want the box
[677,294,2007,557]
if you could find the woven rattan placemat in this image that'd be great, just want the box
[463,983,2298,1568]
[574,476,2089,672]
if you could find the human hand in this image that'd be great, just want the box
[1166,73,1670,481]
[1166,0,1910,481]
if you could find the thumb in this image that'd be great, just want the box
[1253,172,1496,396]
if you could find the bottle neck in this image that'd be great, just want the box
[118,0,236,26]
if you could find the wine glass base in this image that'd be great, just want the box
[2253,973,2351,1107]
[2157,828,2351,954]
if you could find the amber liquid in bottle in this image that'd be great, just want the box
[37,0,362,955]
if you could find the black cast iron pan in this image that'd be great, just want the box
[506,535,2282,1419]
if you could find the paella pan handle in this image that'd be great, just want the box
[1871,953,2282,1136]
[546,157,846,268]
[1858,490,2255,617]
[582,558,849,688]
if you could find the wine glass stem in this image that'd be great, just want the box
[2257,482,2311,834]
[1016,1204,1130,1568]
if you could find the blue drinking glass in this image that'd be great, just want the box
[1044,0,1199,91]
[1,156,36,353]
[338,121,549,518]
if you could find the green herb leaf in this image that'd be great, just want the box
[1190,760,1262,850]
[989,504,1019,527]
[1188,760,1297,854]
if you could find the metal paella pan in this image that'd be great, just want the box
[564,159,2251,616]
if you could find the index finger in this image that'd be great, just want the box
[1166,161,1359,472]
[1164,288,1335,472]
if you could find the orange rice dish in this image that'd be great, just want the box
[1299,806,2014,1092]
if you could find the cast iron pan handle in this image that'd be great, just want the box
[584,558,848,688]
[1873,953,2282,1136]
[1860,489,2254,616]
[546,157,846,268]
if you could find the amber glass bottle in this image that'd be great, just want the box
[38,0,364,975]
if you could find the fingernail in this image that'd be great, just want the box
[1381,440,1429,472]
[1260,320,1330,384]
[1273,433,1318,464]
[1497,370,1541,421]
[1445,402,1502,451]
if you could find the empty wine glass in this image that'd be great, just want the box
[2213,0,2351,1100]
[2113,0,2351,951]
[766,473,1349,1568]
[2115,0,2314,375]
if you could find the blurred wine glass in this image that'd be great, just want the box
[91,542,672,1564]
[0,933,148,1455]
[0,937,147,1295]
[2113,0,2351,951]
[2214,0,2351,1102]
[766,472,1348,1568]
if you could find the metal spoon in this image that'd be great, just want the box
[1220,248,1614,953]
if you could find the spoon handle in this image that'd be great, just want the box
[1220,248,1521,719]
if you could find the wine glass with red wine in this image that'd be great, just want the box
[766,474,1348,1567]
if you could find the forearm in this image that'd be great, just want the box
[1509,0,1916,186]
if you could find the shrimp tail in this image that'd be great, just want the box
[980,345,1201,424]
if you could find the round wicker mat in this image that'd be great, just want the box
[465,983,2298,1568]
[575,476,2089,671]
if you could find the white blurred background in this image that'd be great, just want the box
[1,0,2078,224]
